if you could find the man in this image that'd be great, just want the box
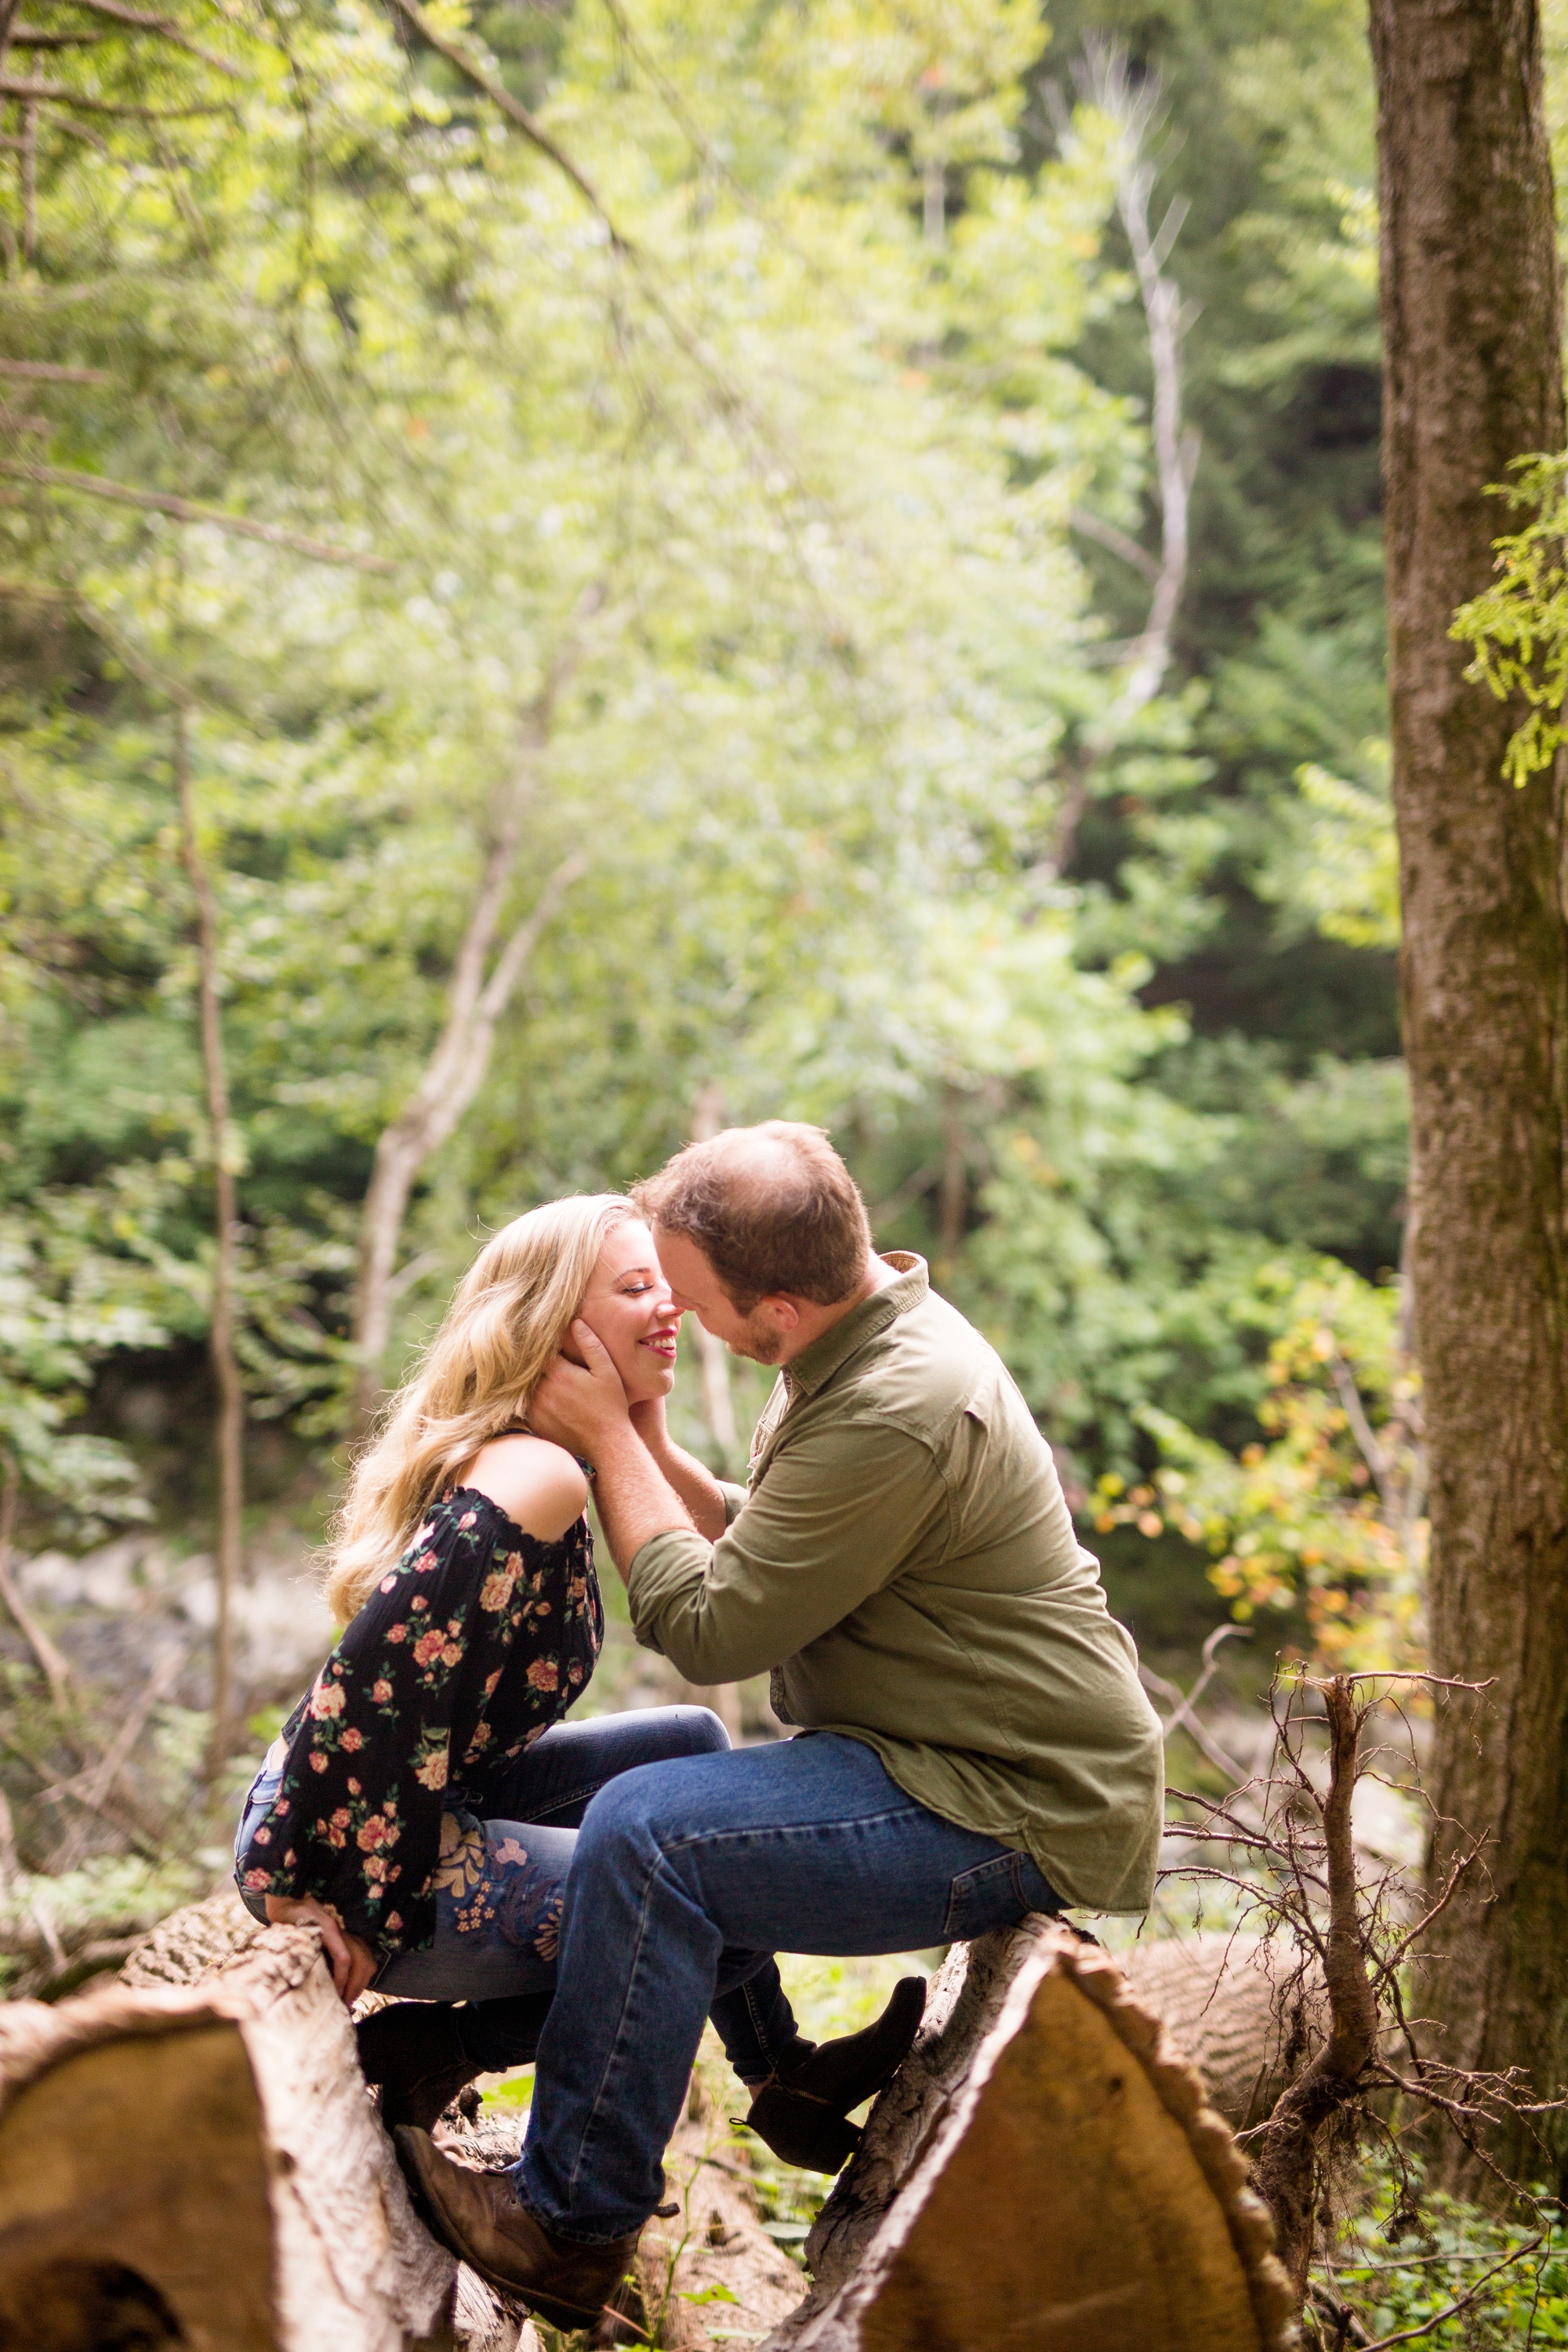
[397,1122,1163,2328]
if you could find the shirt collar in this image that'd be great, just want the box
[784,1253,927,1399]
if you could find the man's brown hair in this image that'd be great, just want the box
[633,1121,872,1311]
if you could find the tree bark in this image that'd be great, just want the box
[762,1922,1295,2352]
[350,648,591,1420]
[0,1925,470,2350]
[173,708,246,1777]
[1370,0,1568,2186]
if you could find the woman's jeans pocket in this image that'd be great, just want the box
[942,1846,1062,1940]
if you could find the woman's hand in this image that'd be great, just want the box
[264,1894,379,2008]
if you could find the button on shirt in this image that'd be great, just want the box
[626,1255,1164,1914]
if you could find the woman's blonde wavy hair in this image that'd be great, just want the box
[322,1194,637,1624]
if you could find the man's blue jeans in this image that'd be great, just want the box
[513,1730,1062,2243]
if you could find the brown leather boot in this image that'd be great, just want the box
[357,2002,481,2133]
[394,2126,641,2331]
[745,1974,927,2172]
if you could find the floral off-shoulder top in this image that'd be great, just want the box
[234,1488,602,1956]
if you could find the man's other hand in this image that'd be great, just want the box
[530,1319,633,1456]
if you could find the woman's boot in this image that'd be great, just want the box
[357,2002,482,2132]
[744,1975,927,2172]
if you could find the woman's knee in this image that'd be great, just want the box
[666,1704,731,1757]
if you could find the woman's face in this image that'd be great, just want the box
[575,1218,680,1402]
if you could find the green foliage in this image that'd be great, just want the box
[1327,2160,1568,2347]
[1094,1262,1425,1668]
[1451,453,1568,786]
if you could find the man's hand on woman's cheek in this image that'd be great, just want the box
[529,1319,633,1453]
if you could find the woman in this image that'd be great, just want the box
[235,1196,921,2166]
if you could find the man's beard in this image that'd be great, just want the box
[728,1310,784,1366]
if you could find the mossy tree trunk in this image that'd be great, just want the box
[1370,0,1568,2187]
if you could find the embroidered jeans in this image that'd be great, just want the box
[235,1704,800,2084]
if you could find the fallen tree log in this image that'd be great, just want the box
[0,1921,526,2352]
[1120,1932,1327,2129]
[27,1895,1301,2351]
[763,1922,1298,2352]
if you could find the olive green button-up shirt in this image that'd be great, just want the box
[626,1256,1163,1915]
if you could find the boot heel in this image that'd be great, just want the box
[746,2088,863,2173]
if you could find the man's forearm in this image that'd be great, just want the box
[592,1426,704,1581]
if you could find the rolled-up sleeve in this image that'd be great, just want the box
[627,1421,948,1684]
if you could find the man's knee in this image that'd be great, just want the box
[577,1751,711,1872]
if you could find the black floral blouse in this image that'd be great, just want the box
[235,1489,602,1955]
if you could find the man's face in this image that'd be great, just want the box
[653,1228,793,1365]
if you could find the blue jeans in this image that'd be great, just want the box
[513,1730,1062,2243]
[234,1705,801,2082]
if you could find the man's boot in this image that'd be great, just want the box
[744,1974,927,2172]
[394,2126,641,2331]
[358,2002,481,2132]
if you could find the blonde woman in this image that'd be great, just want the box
[234,1197,826,2136]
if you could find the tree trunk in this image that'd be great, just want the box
[351,601,597,1421]
[0,1925,481,2350]
[172,709,247,1776]
[1370,0,1568,2186]
[763,1923,1294,2352]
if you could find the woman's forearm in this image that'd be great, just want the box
[632,1411,728,1539]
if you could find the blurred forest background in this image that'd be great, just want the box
[0,0,1539,2004]
[0,0,1442,1930]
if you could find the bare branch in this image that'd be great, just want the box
[1073,38,1196,723]
[0,357,109,382]
[0,1457,74,1719]
[1069,504,1160,583]
[53,0,242,77]
[0,74,224,114]
[381,0,625,244]
[0,459,394,569]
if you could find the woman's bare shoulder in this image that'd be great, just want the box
[458,1434,588,1543]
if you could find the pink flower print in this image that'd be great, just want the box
[416,1551,437,1573]
[308,1678,346,1721]
[483,1671,502,1697]
[414,1748,450,1791]
[242,1869,271,1892]
[309,1751,328,1773]
[251,1825,272,1845]
[331,1809,351,1828]
[347,1777,361,1796]
[413,1628,446,1668]
[568,1662,583,1685]
[340,1726,364,1753]
[526,1658,559,1693]
[414,1523,434,1546]
[274,1798,290,1817]
[372,1680,394,1704]
[492,1837,530,1868]
[387,1622,408,1643]
[441,1642,462,1668]
[479,1570,516,1611]
[380,1575,397,1594]
[458,1511,477,1529]
[327,1822,346,1849]
[386,1912,403,1934]
[363,1854,387,1882]
[410,1595,428,1613]
[357,1814,392,1852]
